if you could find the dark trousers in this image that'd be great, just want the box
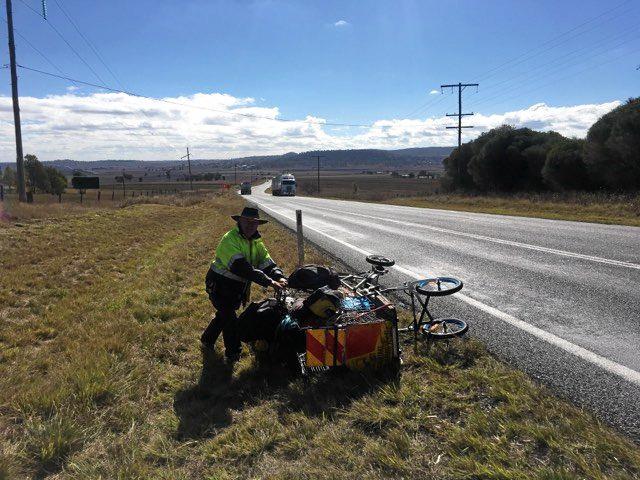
[201,303,241,359]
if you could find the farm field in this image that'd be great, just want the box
[0,183,228,214]
[0,192,639,478]
[295,173,441,200]
[295,173,640,227]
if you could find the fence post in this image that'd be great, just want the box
[296,209,304,267]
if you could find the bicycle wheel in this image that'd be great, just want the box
[415,277,462,297]
[421,318,468,339]
[366,255,395,267]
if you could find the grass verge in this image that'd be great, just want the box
[386,192,640,226]
[300,191,640,227]
[0,192,638,479]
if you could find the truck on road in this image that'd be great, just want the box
[271,174,296,196]
[240,182,252,195]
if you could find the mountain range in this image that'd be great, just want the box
[1,147,454,174]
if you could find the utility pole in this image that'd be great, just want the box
[6,0,26,202]
[121,169,126,197]
[441,82,478,148]
[311,155,325,194]
[181,147,193,190]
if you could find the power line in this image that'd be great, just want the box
[52,0,121,86]
[468,32,640,111]
[43,0,184,154]
[13,1,373,128]
[402,93,448,120]
[15,0,107,84]
[15,64,374,127]
[471,44,640,114]
[1,14,76,81]
[462,3,639,114]
[475,0,634,83]
[398,0,635,123]
[467,21,639,106]
[1,14,183,154]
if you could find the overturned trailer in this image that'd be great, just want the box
[238,255,467,375]
[302,291,400,372]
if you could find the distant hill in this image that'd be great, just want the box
[244,147,453,169]
[0,147,453,173]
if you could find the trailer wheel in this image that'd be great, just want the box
[414,277,462,297]
[366,255,395,267]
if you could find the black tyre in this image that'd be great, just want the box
[415,277,462,297]
[421,318,468,339]
[366,255,395,267]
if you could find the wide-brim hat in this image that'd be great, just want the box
[231,206,268,224]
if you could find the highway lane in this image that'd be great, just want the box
[248,183,640,440]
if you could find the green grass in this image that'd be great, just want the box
[0,192,638,479]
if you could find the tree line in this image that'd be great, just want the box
[443,97,639,192]
[2,154,67,197]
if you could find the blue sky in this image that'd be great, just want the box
[0,0,638,160]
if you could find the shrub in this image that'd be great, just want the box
[584,97,640,190]
[542,139,590,191]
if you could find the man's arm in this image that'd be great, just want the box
[228,256,273,287]
[255,239,286,281]
[263,263,285,281]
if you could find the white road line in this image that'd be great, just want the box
[256,199,640,387]
[307,204,640,271]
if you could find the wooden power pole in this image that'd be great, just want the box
[441,82,478,148]
[311,155,325,194]
[181,147,193,190]
[6,0,27,202]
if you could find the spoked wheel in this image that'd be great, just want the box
[414,277,463,297]
[366,254,395,267]
[420,318,468,339]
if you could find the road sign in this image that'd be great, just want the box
[71,176,100,190]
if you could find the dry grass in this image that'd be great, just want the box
[0,192,639,479]
[388,191,640,226]
[296,175,640,226]
[298,174,440,201]
[0,192,218,224]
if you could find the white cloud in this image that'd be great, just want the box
[429,89,439,95]
[66,85,80,92]
[0,92,620,161]
[333,20,350,27]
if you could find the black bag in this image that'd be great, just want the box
[237,299,305,372]
[237,298,287,343]
[287,264,341,290]
[271,315,306,370]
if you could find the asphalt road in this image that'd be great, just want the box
[248,183,640,441]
